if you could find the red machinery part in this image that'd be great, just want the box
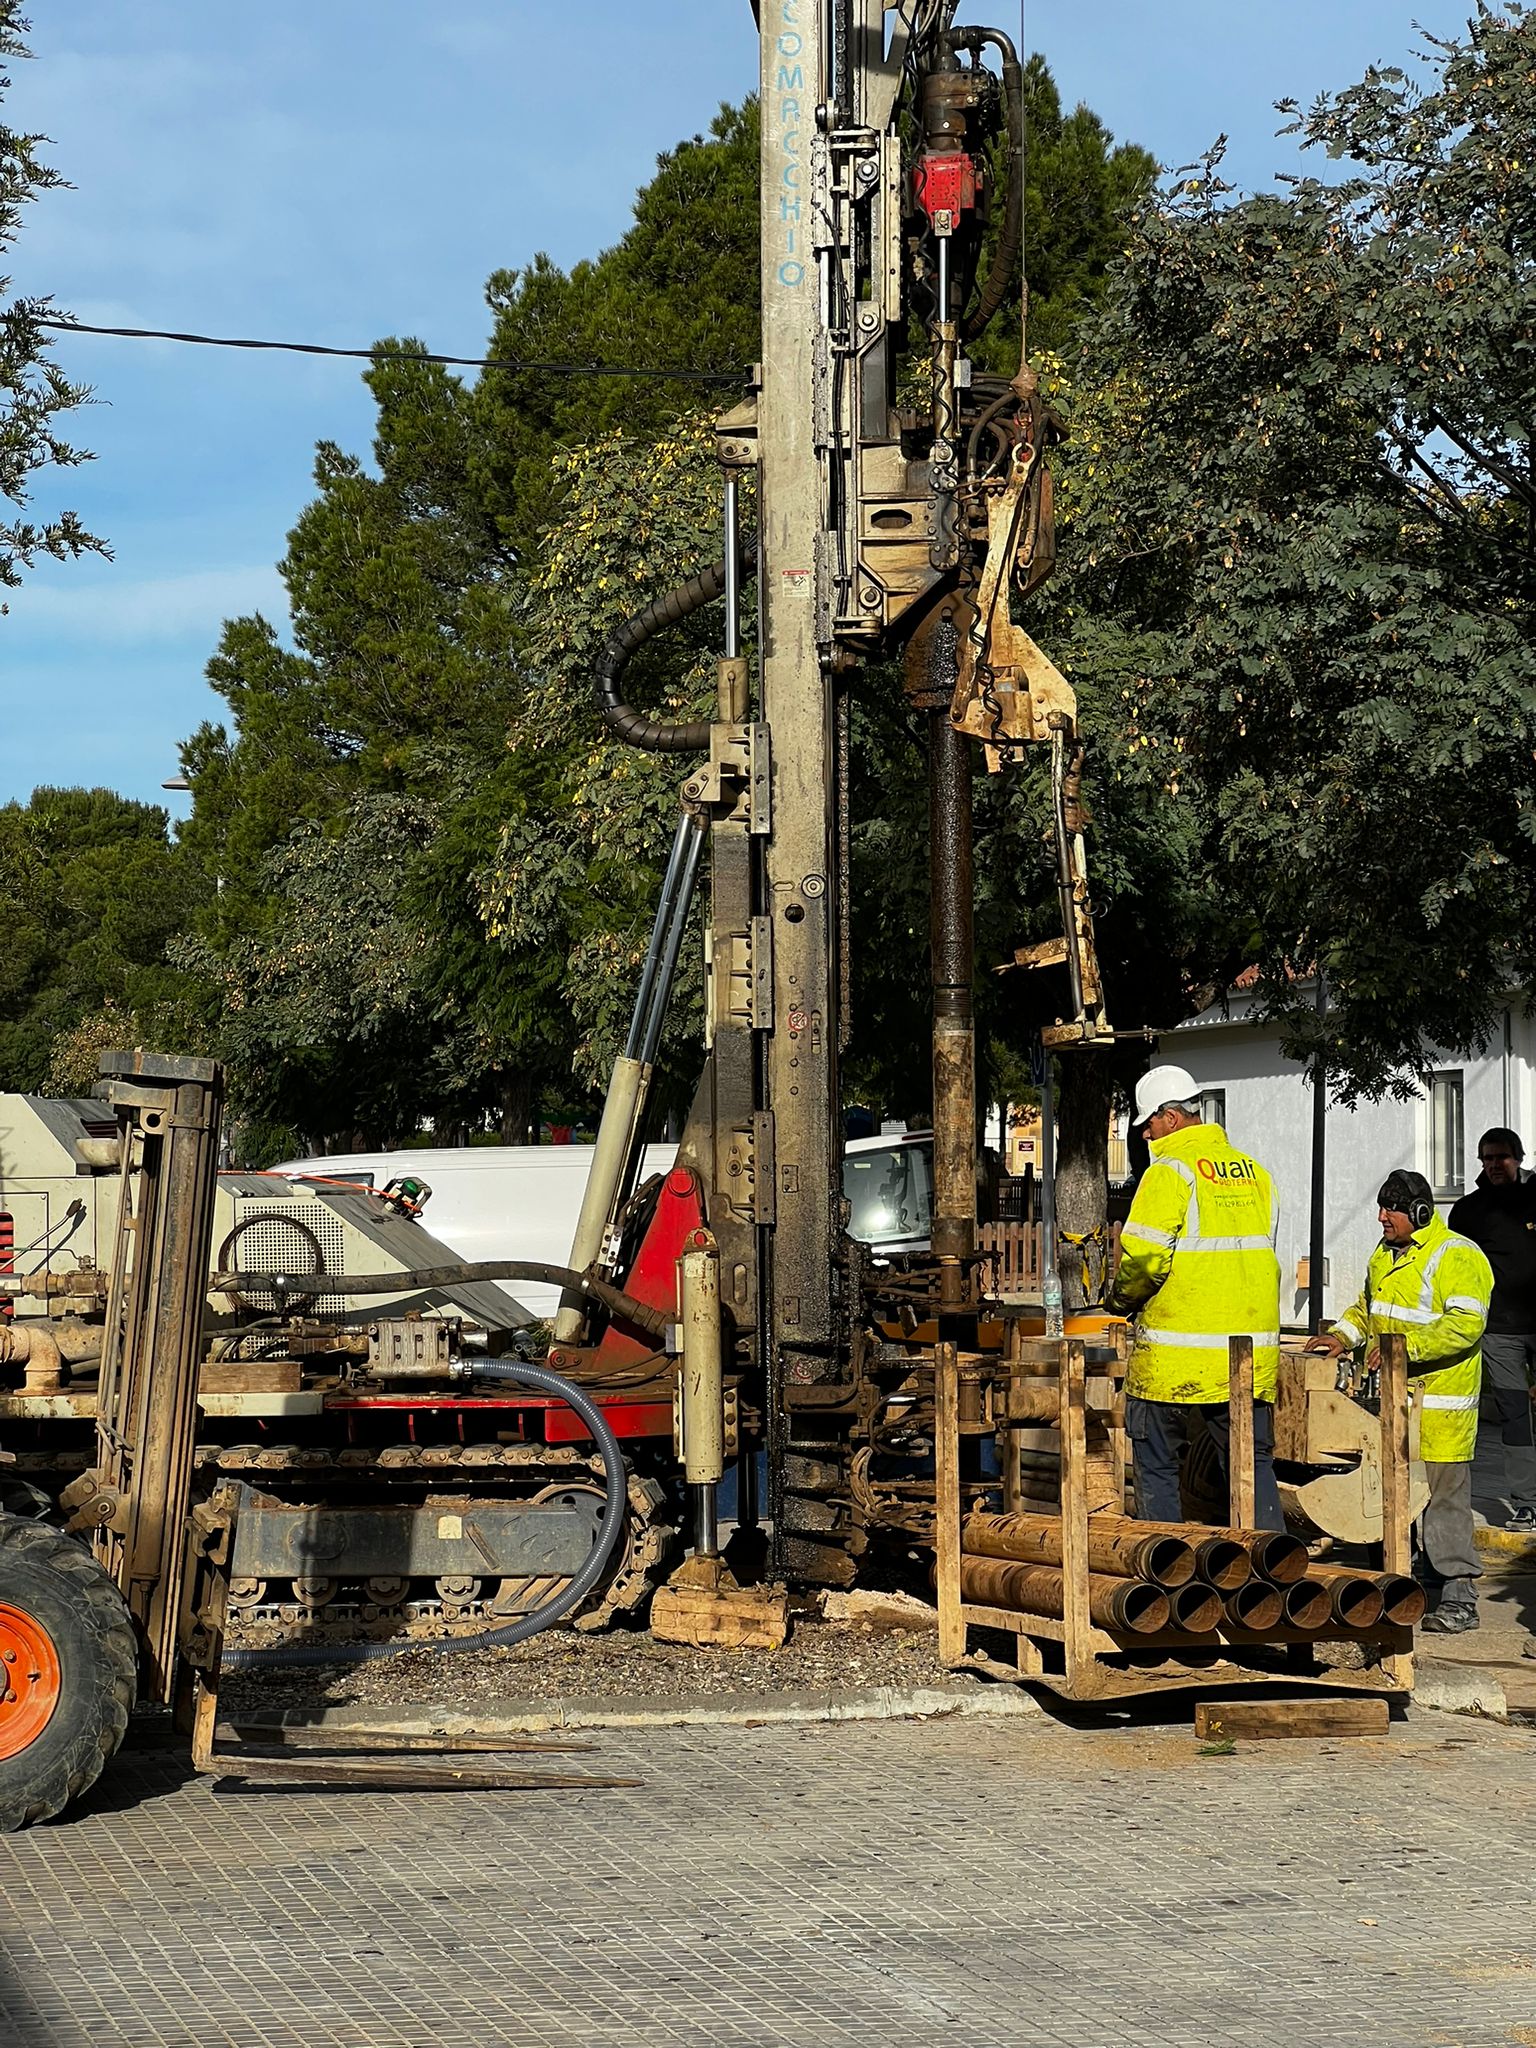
[320,1392,676,1443]
[592,1166,705,1375]
[913,151,976,230]
[0,1210,11,1319]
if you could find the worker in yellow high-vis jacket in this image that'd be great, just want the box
[1108,1064,1285,1530]
[1308,1169,1492,1635]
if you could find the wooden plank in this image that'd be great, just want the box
[649,1581,789,1650]
[1014,1625,1044,1676]
[212,1754,641,1791]
[1228,1335,1256,1529]
[1377,1331,1416,1692]
[1378,1333,1413,1577]
[1193,1697,1390,1742]
[933,1342,966,1667]
[199,1360,302,1394]
[1059,1339,1093,1689]
[1001,1414,1025,1512]
[958,1602,1119,1653]
[221,1727,596,1755]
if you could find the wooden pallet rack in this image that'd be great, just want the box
[933,1325,1415,1704]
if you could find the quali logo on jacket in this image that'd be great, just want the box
[1196,1156,1259,1184]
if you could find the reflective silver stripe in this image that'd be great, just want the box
[1185,1234,1276,1252]
[1422,1393,1479,1411]
[1157,1157,1201,1239]
[1444,1295,1485,1313]
[1332,1319,1363,1347]
[1422,1239,1454,1283]
[1371,1301,1437,1326]
[1142,1328,1280,1349]
[1122,1223,1177,1250]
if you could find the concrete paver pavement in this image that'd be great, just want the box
[2,1708,1534,2047]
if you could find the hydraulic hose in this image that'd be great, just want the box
[956,30,1023,343]
[219,1358,629,1668]
[595,530,756,752]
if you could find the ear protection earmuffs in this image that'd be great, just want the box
[1378,1169,1434,1231]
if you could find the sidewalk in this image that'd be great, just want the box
[5,1699,1535,2047]
[1425,1556,1536,1716]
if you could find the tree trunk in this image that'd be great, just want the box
[498,1072,533,1145]
[1054,1050,1116,1309]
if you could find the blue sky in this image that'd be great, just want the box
[2,1,1474,814]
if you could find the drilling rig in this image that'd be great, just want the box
[0,5,1416,1826]
[0,0,1203,1826]
[553,0,1110,1611]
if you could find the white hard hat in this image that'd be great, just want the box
[1132,1064,1200,1130]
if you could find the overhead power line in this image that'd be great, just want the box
[35,317,746,388]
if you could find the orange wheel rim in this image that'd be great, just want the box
[0,1602,62,1760]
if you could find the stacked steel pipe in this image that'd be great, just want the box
[960,1510,1424,1641]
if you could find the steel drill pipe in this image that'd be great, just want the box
[1222,1580,1285,1632]
[1091,1515,1308,1587]
[957,1555,1170,1636]
[1168,1582,1224,1634]
[963,1511,1196,1589]
[1303,1566,1386,1629]
[1191,1538,1251,1592]
[1376,1573,1426,1626]
[1282,1578,1334,1630]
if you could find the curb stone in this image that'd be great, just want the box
[1411,1656,1508,1722]
[228,1666,1515,1739]
[232,1680,1045,1739]
[1474,1524,1536,1565]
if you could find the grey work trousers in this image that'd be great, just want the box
[1125,1398,1285,1532]
[1478,1332,1536,1513]
[1420,1460,1482,1610]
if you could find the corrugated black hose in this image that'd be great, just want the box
[959,35,1023,343]
[219,1358,629,1668]
[595,530,756,752]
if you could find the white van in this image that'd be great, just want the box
[270,1132,935,1316]
[268,1144,676,1320]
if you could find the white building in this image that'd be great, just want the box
[1162,986,1534,1332]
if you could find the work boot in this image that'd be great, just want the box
[1507,1506,1536,1532]
[1422,1604,1480,1635]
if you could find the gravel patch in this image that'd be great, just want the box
[222,1616,950,1715]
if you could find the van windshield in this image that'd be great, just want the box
[843,1142,933,1248]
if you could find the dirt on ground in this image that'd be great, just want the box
[222,1612,953,1715]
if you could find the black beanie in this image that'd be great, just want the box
[1377,1168,1433,1216]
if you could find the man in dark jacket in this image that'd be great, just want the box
[1449,1127,1536,1531]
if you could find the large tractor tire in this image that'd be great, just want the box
[0,1516,138,1832]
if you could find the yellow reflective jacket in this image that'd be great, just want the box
[1111,1121,1281,1404]
[1331,1210,1490,1462]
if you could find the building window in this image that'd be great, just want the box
[1428,1070,1465,1198]
[1199,1089,1226,1128]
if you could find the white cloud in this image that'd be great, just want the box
[4,565,288,646]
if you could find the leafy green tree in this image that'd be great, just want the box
[0,787,208,1090]
[479,421,723,1108]
[176,796,497,1159]
[181,64,1156,1156]
[474,100,762,562]
[1057,2,1536,1104]
[1018,59,1157,356]
[0,3,103,586]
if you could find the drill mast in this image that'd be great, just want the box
[582,1,1108,1586]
